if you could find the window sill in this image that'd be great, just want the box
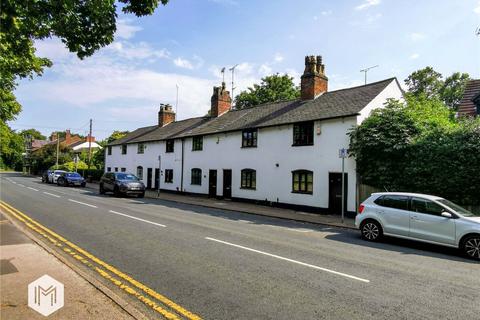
[240,187,256,190]
[191,149,203,152]
[291,143,313,147]
[164,181,173,184]
[241,145,257,149]
[291,191,313,195]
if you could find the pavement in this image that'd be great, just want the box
[0,211,136,320]
[1,172,479,320]
[87,181,356,229]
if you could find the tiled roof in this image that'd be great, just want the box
[108,77,397,145]
[458,79,480,117]
[108,125,158,146]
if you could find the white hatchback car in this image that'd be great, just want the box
[48,170,67,184]
[355,192,480,260]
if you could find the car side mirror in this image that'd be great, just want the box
[441,211,452,218]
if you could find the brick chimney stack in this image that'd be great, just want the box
[158,104,176,127]
[86,135,95,143]
[65,129,71,145]
[210,82,232,117]
[300,55,328,100]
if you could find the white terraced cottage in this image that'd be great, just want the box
[105,56,403,215]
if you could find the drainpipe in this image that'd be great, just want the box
[181,138,185,192]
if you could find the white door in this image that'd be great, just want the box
[409,197,456,245]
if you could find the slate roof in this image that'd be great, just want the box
[108,77,397,146]
[458,79,480,117]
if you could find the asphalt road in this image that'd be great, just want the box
[1,173,479,320]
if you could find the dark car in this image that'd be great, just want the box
[99,172,145,198]
[57,172,86,187]
[42,170,53,183]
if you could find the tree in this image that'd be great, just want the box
[404,67,443,100]
[1,0,170,121]
[234,74,300,109]
[30,143,73,173]
[0,122,24,170]
[107,130,129,143]
[439,72,470,109]
[19,128,46,140]
[404,67,470,110]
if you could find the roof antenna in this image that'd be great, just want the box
[360,65,379,85]
[229,64,239,102]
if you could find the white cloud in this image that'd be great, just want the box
[34,38,73,61]
[109,41,170,60]
[409,53,420,60]
[366,13,382,23]
[115,19,142,40]
[474,1,480,14]
[174,57,194,69]
[321,10,332,16]
[409,32,426,41]
[258,64,272,76]
[355,0,381,10]
[274,53,284,63]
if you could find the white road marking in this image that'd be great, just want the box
[130,200,146,204]
[68,199,98,208]
[238,220,251,223]
[108,210,166,228]
[17,184,25,187]
[205,237,370,283]
[43,192,61,198]
[27,187,39,191]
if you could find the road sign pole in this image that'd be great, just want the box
[341,155,345,224]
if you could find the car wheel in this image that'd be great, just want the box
[462,235,480,261]
[138,192,145,198]
[360,220,383,241]
[99,184,105,194]
[57,178,64,186]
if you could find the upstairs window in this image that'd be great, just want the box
[137,143,146,154]
[241,169,256,189]
[292,170,313,194]
[242,129,257,148]
[191,168,202,185]
[121,168,126,172]
[121,144,127,154]
[192,136,203,151]
[136,166,143,180]
[164,169,173,183]
[107,146,112,155]
[166,140,174,153]
[293,122,314,146]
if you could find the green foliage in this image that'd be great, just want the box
[30,143,73,174]
[1,0,169,121]
[0,122,24,171]
[79,168,104,181]
[234,74,300,109]
[404,67,470,110]
[349,97,480,205]
[107,130,129,143]
[54,160,93,171]
[19,128,46,140]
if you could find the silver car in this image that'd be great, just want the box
[355,192,480,260]
[48,170,67,184]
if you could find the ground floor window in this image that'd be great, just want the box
[165,169,173,183]
[114,167,118,172]
[137,166,143,180]
[241,169,256,189]
[121,168,126,172]
[292,170,313,194]
[107,167,111,172]
[191,168,202,185]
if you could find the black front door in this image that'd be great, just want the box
[329,172,348,214]
[154,168,159,190]
[223,169,232,199]
[147,168,153,189]
[209,170,217,198]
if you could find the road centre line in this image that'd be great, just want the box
[27,187,39,191]
[43,192,61,198]
[108,210,166,228]
[68,199,98,208]
[205,237,370,283]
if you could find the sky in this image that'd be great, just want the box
[10,0,480,140]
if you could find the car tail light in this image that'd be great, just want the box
[358,204,365,214]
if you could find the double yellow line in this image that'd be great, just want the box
[0,200,201,320]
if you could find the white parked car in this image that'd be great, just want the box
[48,170,67,184]
[355,192,480,260]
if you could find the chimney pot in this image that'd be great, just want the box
[210,82,232,117]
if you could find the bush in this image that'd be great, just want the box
[52,161,95,171]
